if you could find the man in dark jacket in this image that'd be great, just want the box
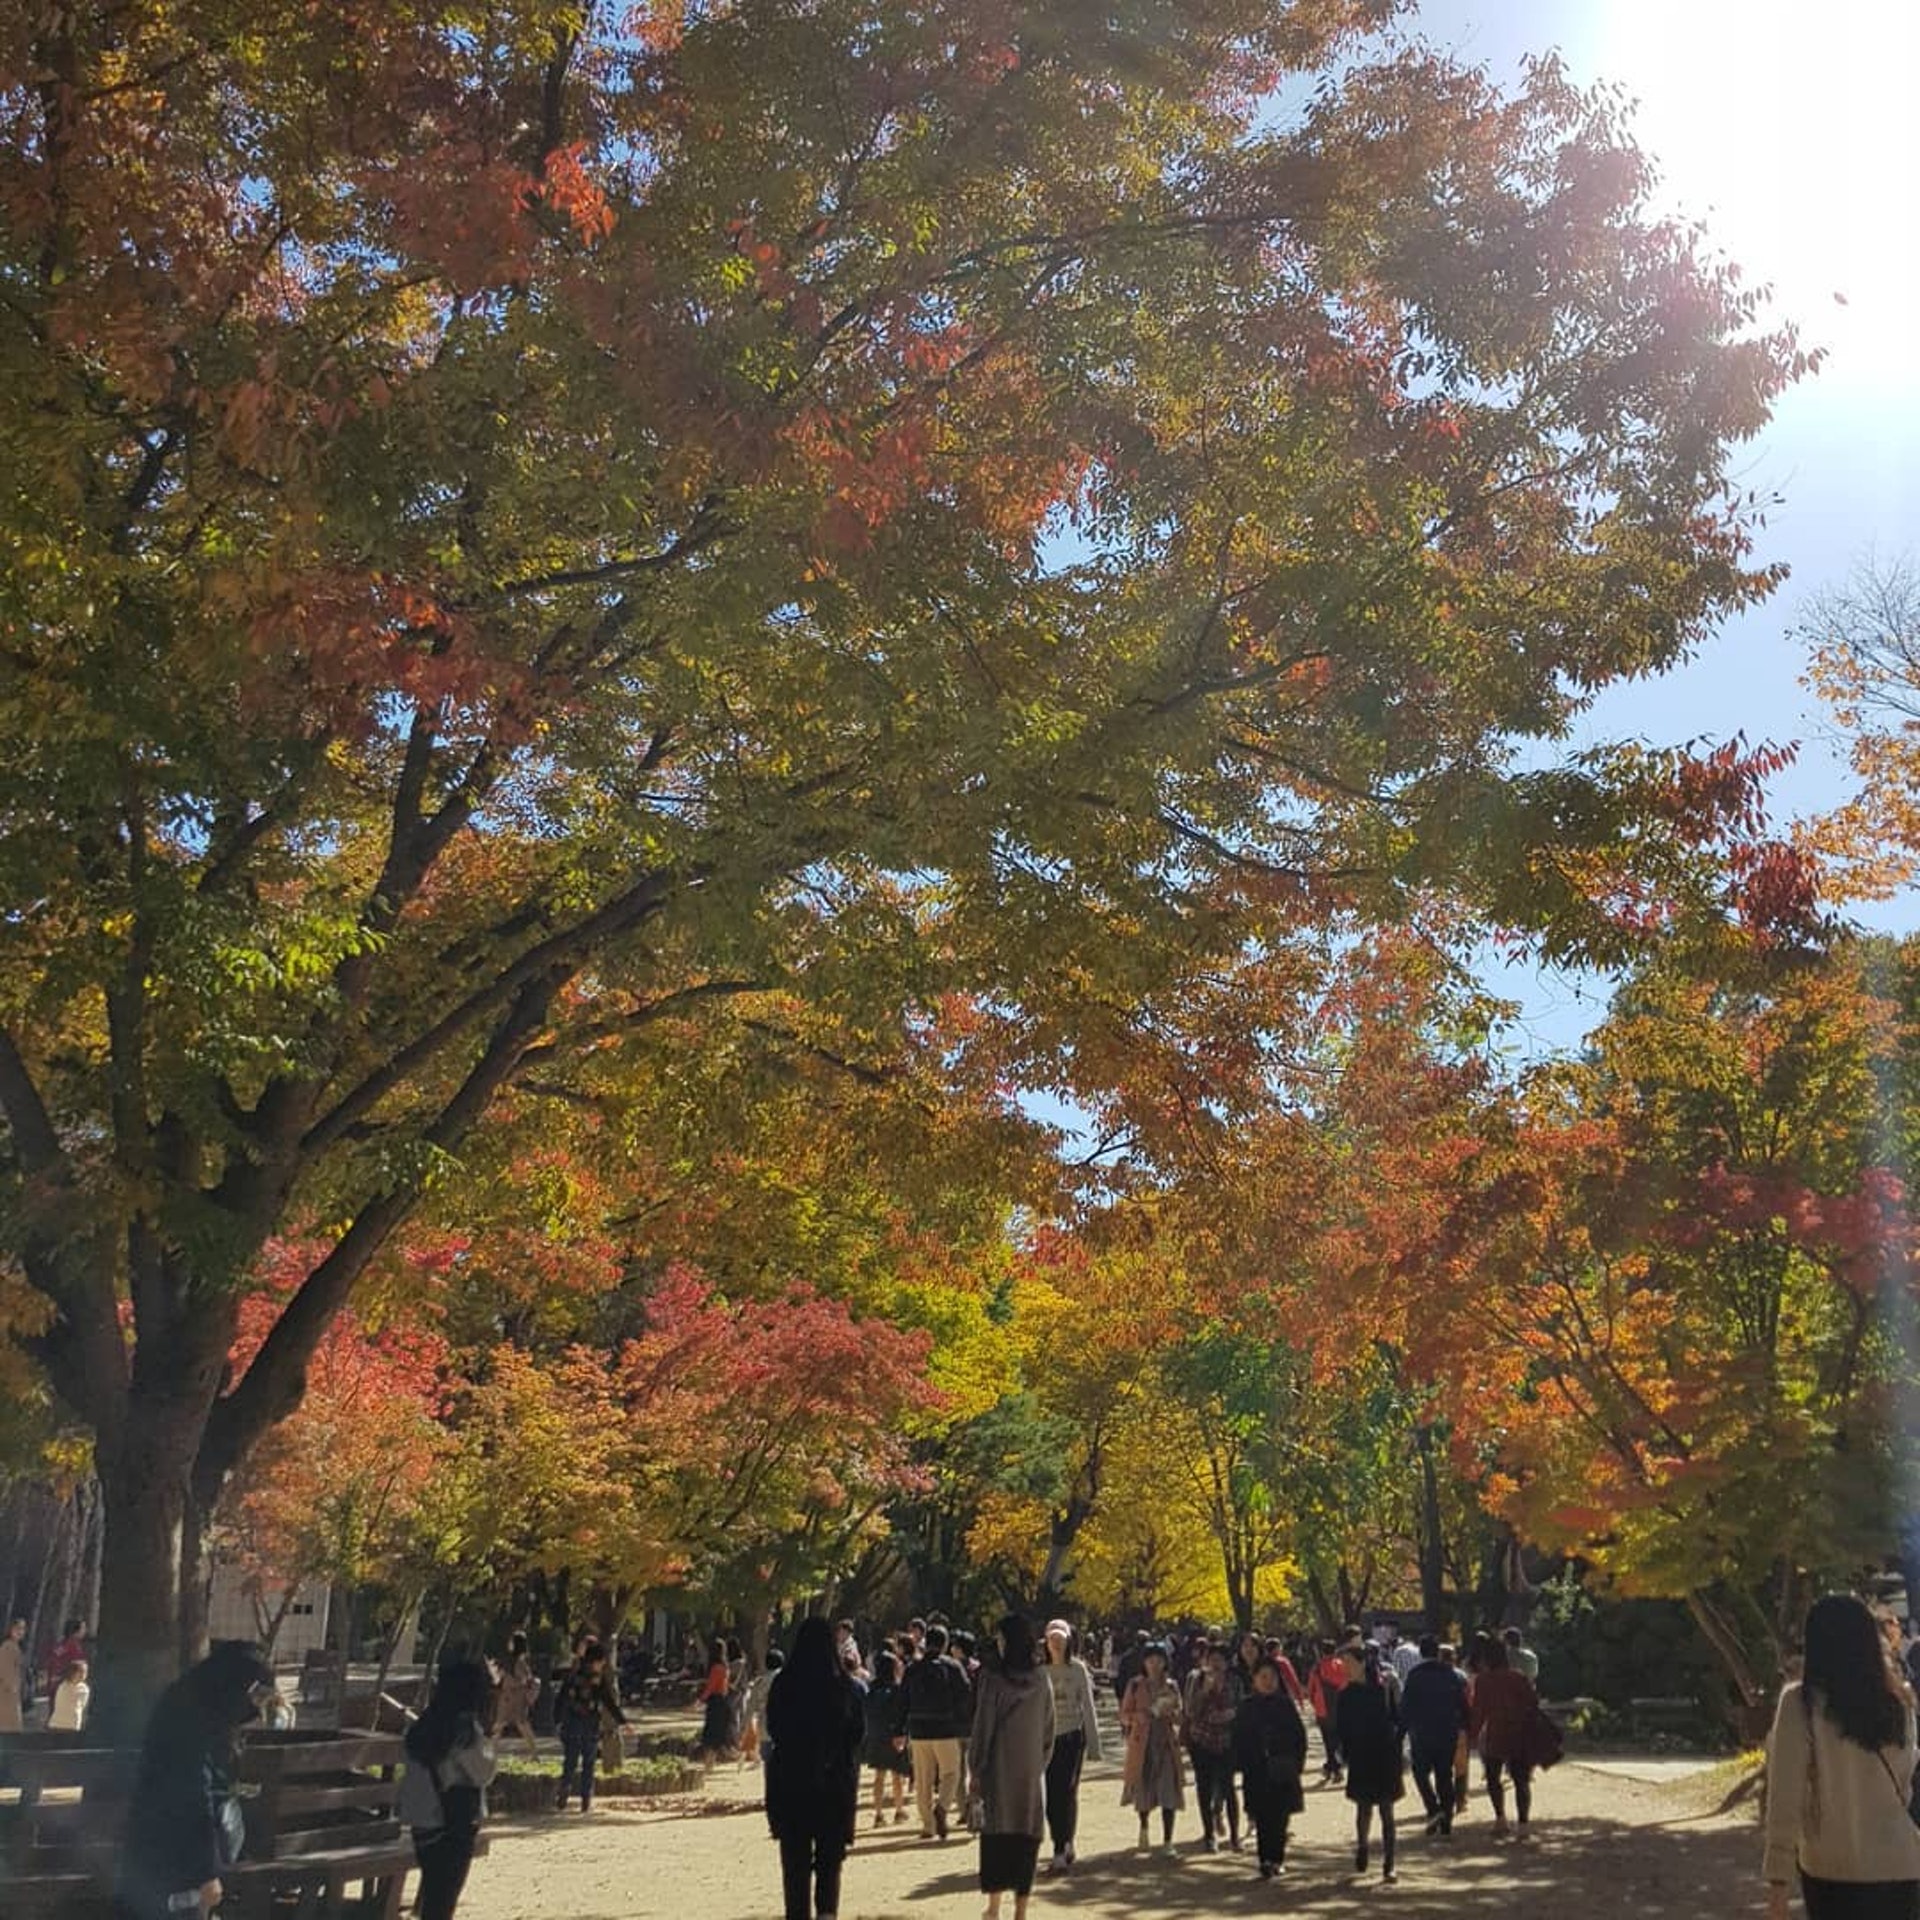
[903,1625,972,1839]
[1398,1636,1470,1836]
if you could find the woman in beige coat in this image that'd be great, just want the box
[1120,1642,1186,1851]
[969,1616,1056,1920]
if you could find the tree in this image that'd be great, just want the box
[216,1250,450,1650]
[0,0,1809,1714]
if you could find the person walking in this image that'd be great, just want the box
[553,1641,624,1813]
[970,1615,1056,1920]
[1764,1592,1920,1920]
[0,1616,26,1733]
[1336,1642,1405,1885]
[490,1631,540,1760]
[116,1641,273,1920]
[765,1617,866,1920]
[50,1658,91,1732]
[904,1624,972,1840]
[1469,1635,1539,1838]
[1401,1635,1471,1837]
[1120,1642,1186,1851]
[695,1636,737,1765]
[1234,1656,1307,1880]
[862,1648,913,1827]
[1040,1620,1102,1873]
[1183,1642,1243,1853]
[1308,1638,1349,1783]
[400,1659,498,1920]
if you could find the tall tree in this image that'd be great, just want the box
[0,0,1806,1711]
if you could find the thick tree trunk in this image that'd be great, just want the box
[96,1430,199,1741]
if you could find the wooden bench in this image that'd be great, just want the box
[0,1728,458,1920]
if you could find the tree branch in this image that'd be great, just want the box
[197,976,556,1496]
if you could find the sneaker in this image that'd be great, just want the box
[1383,1868,1398,1884]
[1063,1845,1075,1867]
[1516,1821,1531,1842]
[1424,1815,1441,1837]
[1493,1817,1511,1838]
[1137,1821,1151,1851]
[1259,1862,1275,1880]
[934,1805,948,1841]
[1203,1835,1218,1855]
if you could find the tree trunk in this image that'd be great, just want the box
[96,1430,199,1741]
[1415,1425,1447,1637]
[1303,1567,1340,1637]
[374,1591,421,1723]
[1686,1587,1772,1743]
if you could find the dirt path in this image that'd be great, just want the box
[458,1751,1765,1920]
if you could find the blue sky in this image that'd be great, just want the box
[1407,0,1920,1049]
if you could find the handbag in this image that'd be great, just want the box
[1523,1705,1565,1772]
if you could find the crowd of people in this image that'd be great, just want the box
[735,1611,1558,1916]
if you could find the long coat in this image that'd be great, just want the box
[1120,1674,1186,1812]
[1336,1678,1405,1807]
[765,1671,866,1846]
[967,1668,1055,1839]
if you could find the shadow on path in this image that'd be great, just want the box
[874,1813,1762,1920]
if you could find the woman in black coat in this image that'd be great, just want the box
[766,1616,867,1920]
[115,1640,274,1920]
[1232,1657,1308,1880]
[1334,1643,1405,1885]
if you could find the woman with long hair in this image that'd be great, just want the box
[697,1633,737,1765]
[1040,1620,1103,1874]
[115,1641,274,1920]
[1183,1642,1243,1853]
[1120,1642,1186,1851]
[1468,1635,1539,1837]
[1335,1642,1405,1885]
[766,1617,866,1920]
[862,1648,913,1827]
[1765,1593,1920,1920]
[400,1659,498,1920]
[968,1615,1055,1920]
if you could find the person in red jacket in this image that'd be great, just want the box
[1307,1640,1351,1784]
[1467,1637,1540,1837]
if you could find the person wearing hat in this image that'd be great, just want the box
[1040,1621,1103,1873]
[1120,1641,1187,1852]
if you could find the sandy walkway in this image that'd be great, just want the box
[458,1750,1765,1920]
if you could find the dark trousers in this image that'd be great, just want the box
[1191,1748,1239,1840]
[1801,1876,1920,1920]
[559,1715,600,1808]
[1485,1757,1532,1825]
[779,1830,847,1920]
[1316,1715,1343,1775]
[1410,1743,1454,1831]
[1044,1728,1086,1852]
[1244,1787,1292,1868]
[414,1825,479,1920]
[1356,1800,1396,1874]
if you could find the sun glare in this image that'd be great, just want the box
[1600,0,1920,395]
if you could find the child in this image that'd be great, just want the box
[49,1658,90,1731]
